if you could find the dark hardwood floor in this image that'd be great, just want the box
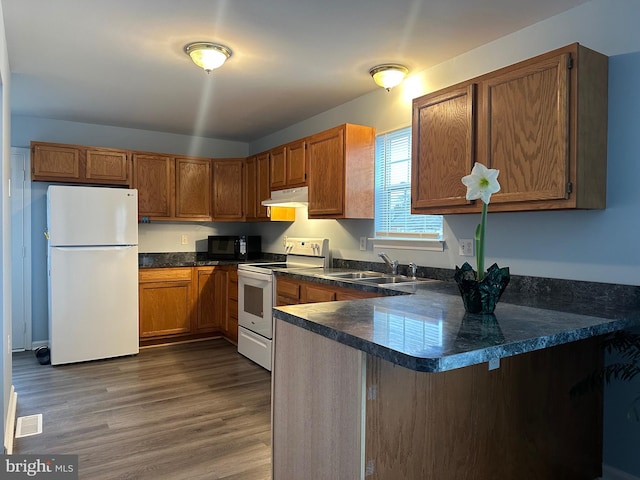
[12,339,272,479]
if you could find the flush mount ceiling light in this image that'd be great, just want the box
[184,42,232,73]
[369,64,409,91]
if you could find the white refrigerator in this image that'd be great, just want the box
[47,185,139,365]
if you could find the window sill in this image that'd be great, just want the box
[370,237,444,252]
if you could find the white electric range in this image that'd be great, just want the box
[237,237,330,370]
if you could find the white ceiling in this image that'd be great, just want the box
[3,0,590,143]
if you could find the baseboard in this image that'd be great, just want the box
[602,464,640,480]
[4,386,17,454]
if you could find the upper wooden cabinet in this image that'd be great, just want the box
[245,152,271,222]
[411,83,475,210]
[270,139,307,190]
[411,43,608,215]
[133,153,212,221]
[307,124,375,219]
[175,156,211,220]
[133,153,174,219]
[212,158,245,221]
[31,141,131,186]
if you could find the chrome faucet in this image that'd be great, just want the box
[408,262,418,279]
[378,252,399,275]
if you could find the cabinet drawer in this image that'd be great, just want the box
[139,267,192,283]
[303,285,336,303]
[277,278,301,300]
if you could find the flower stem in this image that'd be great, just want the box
[476,202,487,281]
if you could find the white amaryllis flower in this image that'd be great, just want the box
[461,162,500,204]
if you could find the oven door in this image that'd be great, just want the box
[238,269,273,339]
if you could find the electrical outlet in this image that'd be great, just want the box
[359,237,367,251]
[459,238,474,257]
[181,234,188,245]
[283,235,288,247]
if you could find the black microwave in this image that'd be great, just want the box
[207,235,261,261]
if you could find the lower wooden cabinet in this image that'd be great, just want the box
[139,268,194,339]
[139,266,238,345]
[276,276,382,306]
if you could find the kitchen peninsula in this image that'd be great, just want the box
[271,276,640,480]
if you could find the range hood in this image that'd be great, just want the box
[261,186,308,208]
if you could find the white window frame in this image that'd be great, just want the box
[373,126,444,252]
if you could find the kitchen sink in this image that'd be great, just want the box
[321,271,384,279]
[357,276,421,285]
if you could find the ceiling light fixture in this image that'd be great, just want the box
[184,42,232,73]
[369,64,409,91]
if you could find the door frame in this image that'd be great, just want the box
[10,147,31,351]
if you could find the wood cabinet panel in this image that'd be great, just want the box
[276,276,383,307]
[272,319,364,480]
[270,140,307,190]
[31,142,131,185]
[307,124,375,219]
[195,268,220,333]
[85,149,130,183]
[365,339,602,479]
[480,53,570,205]
[140,266,237,344]
[133,153,174,218]
[176,157,211,220]
[286,139,307,186]
[32,144,82,180]
[302,284,336,303]
[411,43,607,214]
[411,84,474,210]
[212,158,245,220]
[270,146,286,190]
[139,268,194,338]
[245,152,271,221]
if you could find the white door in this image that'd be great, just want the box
[48,245,139,365]
[11,148,31,351]
[47,186,138,246]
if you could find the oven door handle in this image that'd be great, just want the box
[238,269,274,283]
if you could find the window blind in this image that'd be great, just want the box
[374,127,442,239]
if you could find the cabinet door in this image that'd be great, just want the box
[212,159,245,220]
[479,53,570,204]
[307,126,345,217]
[32,143,82,181]
[214,269,230,336]
[134,153,174,218]
[270,146,286,189]
[86,149,130,184]
[286,139,307,186]
[411,84,475,211]
[245,156,258,220]
[256,152,271,220]
[245,153,270,222]
[139,268,194,338]
[195,268,220,333]
[176,157,211,220]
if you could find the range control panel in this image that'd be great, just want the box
[283,237,330,257]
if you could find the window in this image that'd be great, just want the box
[375,127,443,240]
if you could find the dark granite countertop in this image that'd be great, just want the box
[138,252,282,268]
[273,269,640,373]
